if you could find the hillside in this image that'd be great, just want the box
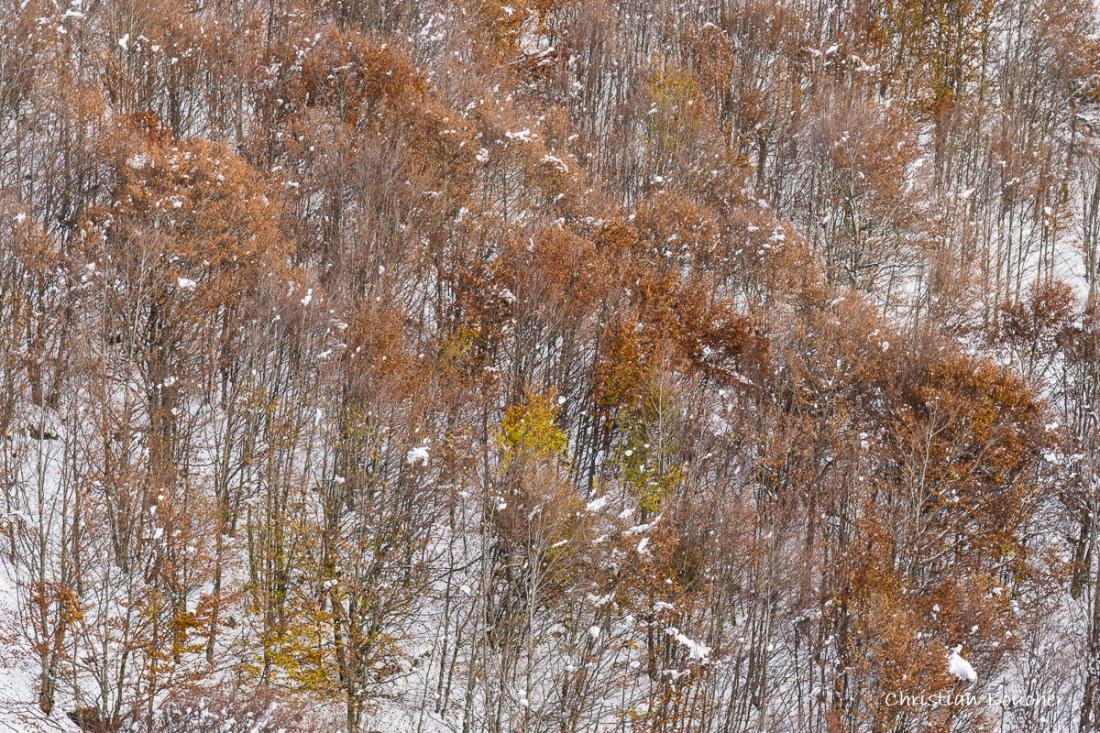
[1,1,1100,732]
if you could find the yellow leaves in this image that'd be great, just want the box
[256,602,339,694]
[618,383,682,518]
[439,324,479,374]
[644,66,708,159]
[496,392,568,465]
[168,608,205,658]
[491,394,596,597]
[646,67,705,130]
[622,446,671,517]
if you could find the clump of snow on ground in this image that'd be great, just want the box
[949,646,977,683]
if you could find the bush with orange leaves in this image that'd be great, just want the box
[82,119,290,316]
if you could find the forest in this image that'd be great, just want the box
[1,0,1099,731]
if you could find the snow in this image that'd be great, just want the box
[406,445,430,466]
[666,627,711,663]
[0,438,80,732]
[623,515,660,536]
[540,154,569,173]
[177,277,197,290]
[585,495,609,512]
[949,646,977,683]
